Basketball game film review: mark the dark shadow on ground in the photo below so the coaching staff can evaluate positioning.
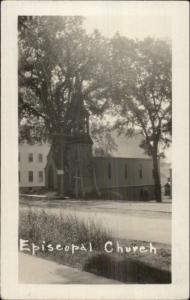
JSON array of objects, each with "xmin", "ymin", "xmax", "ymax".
[{"xmin": 83, "ymin": 253, "xmax": 171, "ymax": 284}]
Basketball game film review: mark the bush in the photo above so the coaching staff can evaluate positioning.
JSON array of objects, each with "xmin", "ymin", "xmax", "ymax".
[{"xmin": 19, "ymin": 209, "xmax": 112, "ymax": 251}]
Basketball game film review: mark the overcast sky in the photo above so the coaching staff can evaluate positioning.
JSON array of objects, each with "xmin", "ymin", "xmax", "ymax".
[{"xmin": 84, "ymin": 16, "xmax": 171, "ymax": 40}]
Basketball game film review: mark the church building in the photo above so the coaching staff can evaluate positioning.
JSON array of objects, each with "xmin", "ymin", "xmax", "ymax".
[{"xmin": 45, "ymin": 94, "xmax": 156, "ymax": 201}]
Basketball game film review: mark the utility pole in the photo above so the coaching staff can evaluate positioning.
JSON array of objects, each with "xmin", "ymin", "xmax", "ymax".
[
  {"xmin": 53, "ymin": 126, "xmax": 65, "ymax": 198},
  {"xmin": 73, "ymin": 173, "xmax": 80, "ymax": 198},
  {"xmin": 58, "ymin": 135, "xmax": 65, "ymax": 197}
]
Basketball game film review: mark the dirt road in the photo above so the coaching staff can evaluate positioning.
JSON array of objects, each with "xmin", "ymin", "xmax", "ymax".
[{"xmin": 20, "ymin": 199, "xmax": 171, "ymax": 244}]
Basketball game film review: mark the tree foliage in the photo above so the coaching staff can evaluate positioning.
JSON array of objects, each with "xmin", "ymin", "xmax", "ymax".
[
  {"xmin": 109, "ymin": 36, "xmax": 172, "ymax": 155},
  {"xmin": 90, "ymin": 117, "xmax": 118, "ymax": 156},
  {"xmin": 107, "ymin": 35, "xmax": 172, "ymax": 201},
  {"xmin": 18, "ymin": 17, "xmax": 172, "ymax": 201},
  {"xmin": 18, "ymin": 16, "xmax": 110, "ymax": 143}
]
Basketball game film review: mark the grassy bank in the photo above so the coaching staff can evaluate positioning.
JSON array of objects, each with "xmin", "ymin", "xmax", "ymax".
[{"xmin": 19, "ymin": 209, "xmax": 171, "ymax": 283}]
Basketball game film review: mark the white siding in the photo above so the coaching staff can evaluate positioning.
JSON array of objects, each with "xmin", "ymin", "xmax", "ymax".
[{"xmin": 19, "ymin": 142, "xmax": 50, "ymax": 187}]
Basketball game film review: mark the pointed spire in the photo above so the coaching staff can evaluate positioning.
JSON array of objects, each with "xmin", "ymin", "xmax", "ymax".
[{"xmin": 65, "ymin": 75, "xmax": 90, "ymax": 137}]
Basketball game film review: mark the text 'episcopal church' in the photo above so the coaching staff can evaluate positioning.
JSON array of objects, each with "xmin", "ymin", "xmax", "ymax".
[{"xmin": 45, "ymin": 93, "xmax": 156, "ymax": 201}]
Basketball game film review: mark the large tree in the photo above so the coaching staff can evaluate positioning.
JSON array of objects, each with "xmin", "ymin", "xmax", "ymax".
[
  {"xmin": 19, "ymin": 18, "xmax": 172, "ymax": 201},
  {"xmin": 108, "ymin": 36, "xmax": 172, "ymax": 202},
  {"xmin": 18, "ymin": 16, "xmax": 110, "ymax": 143},
  {"xmin": 18, "ymin": 16, "xmax": 114, "ymax": 196}
]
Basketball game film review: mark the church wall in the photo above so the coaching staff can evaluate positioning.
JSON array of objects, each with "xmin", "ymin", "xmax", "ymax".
[
  {"xmin": 45, "ymin": 154, "xmax": 58, "ymax": 191},
  {"xmin": 98, "ymin": 185, "xmax": 155, "ymax": 201},
  {"xmin": 65, "ymin": 142, "xmax": 95, "ymax": 196},
  {"xmin": 94, "ymin": 157, "xmax": 154, "ymax": 188},
  {"xmin": 94, "ymin": 157, "xmax": 156, "ymax": 200}
]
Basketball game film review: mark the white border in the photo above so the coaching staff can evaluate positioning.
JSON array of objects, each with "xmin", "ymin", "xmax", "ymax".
[{"xmin": 1, "ymin": 1, "xmax": 189, "ymax": 299}]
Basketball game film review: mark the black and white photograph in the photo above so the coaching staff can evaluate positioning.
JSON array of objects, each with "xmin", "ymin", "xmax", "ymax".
[
  {"xmin": 1, "ymin": 1, "xmax": 189, "ymax": 299},
  {"xmin": 18, "ymin": 14, "xmax": 172, "ymax": 284}
]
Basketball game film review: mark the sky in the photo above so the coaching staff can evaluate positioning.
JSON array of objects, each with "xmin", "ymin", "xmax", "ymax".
[{"xmin": 84, "ymin": 16, "xmax": 171, "ymax": 40}]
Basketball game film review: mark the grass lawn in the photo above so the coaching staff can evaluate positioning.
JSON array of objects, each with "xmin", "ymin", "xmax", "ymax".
[{"xmin": 19, "ymin": 209, "xmax": 171, "ymax": 283}]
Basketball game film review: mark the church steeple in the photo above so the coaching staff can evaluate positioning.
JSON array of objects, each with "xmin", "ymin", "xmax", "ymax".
[
  {"xmin": 46, "ymin": 76, "xmax": 97, "ymax": 198},
  {"xmin": 62, "ymin": 79, "xmax": 95, "ymax": 197},
  {"xmin": 65, "ymin": 79, "xmax": 91, "ymax": 140},
  {"xmin": 66, "ymin": 95, "xmax": 89, "ymax": 136}
]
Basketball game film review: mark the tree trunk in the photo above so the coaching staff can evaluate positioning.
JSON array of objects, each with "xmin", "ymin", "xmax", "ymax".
[{"xmin": 152, "ymin": 149, "xmax": 162, "ymax": 202}]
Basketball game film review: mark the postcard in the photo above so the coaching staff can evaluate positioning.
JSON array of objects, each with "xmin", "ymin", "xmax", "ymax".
[{"xmin": 1, "ymin": 1, "xmax": 189, "ymax": 299}]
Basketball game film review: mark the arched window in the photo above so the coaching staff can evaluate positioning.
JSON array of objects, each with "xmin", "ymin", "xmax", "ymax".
[{"xmin": 108, "ymin": 162, "xmax": 111, "ymax": 179}]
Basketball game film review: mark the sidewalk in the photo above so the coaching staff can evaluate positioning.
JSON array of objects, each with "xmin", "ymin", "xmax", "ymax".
[{"xmin": 19, "ymin": 253, "xmax": 119, "ymax": 284}]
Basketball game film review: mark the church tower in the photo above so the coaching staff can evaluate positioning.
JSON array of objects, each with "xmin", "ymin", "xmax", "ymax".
[
  {"xmin": 64, "ymin": 89, "xmax": 96, "ymax": 198},
  {"xmin": 45, "ymin": 78, "xmax": 98, "ymax": 198}
]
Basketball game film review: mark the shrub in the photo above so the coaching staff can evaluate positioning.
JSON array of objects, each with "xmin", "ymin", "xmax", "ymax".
[{"xmin": 19, "ymin": 209, "xmax": 112, "ymax": 251}]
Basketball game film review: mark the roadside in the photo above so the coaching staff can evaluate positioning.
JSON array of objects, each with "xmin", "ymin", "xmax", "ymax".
[
  {"xmin": 20, "ymin": 197, "xmax": 172, "ymax": 214},
  {"xmin": 20, "ymin": 198, "xmax": 172, "ymax": 244},
  {"xmin": 19, "ymin": 252, "xmax": 119, "ymax": 284},
  {"xmin": 19, "ymin": 209, "xmax": 171, "ymax": 284}
]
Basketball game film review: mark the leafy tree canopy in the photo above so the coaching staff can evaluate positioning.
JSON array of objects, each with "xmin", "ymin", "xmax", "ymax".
[
  {"xmin": 108, "ymin": 35, "xmax": 172, "ymax": 158},
  {"xmin": 18, "ymin": 16, "xmax": 110, "ymax": 143},
  {"xmin": 18, "ymin": 17, "xmax": 172, "ymax": 201},
  {"xmin": 106, "ymin": 35, "xmax": 172, "ymax": 201}
]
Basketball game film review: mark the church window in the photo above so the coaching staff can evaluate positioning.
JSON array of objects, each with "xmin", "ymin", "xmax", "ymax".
[
  {"xmin": 39, "ymin": 171, "xmax": 43, "ymax": 182},
  {"xmin": 19, "ymin": 171, "xmax": 20, "ymax": 182},
  {"xmin": 28, "ymin": 171, "xmax": 33, "ymax": 182},
  {"xmin": 108, "ymin": 162, "xmax": 111, "ymax": 179},
  {"xmin": 125, "ymin": 163, "xmax": 128, "ymax": 178},
  {"xmin": 38, "ymin": 153, "xmax": 43, "ymax": 162},
  {"xmin": 28, "ymin": 153, "xmax": 33, "ymax": 162},
  {"xmin": 139, "ymin": 164, "xmax": 143, "ymax": 179}
]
